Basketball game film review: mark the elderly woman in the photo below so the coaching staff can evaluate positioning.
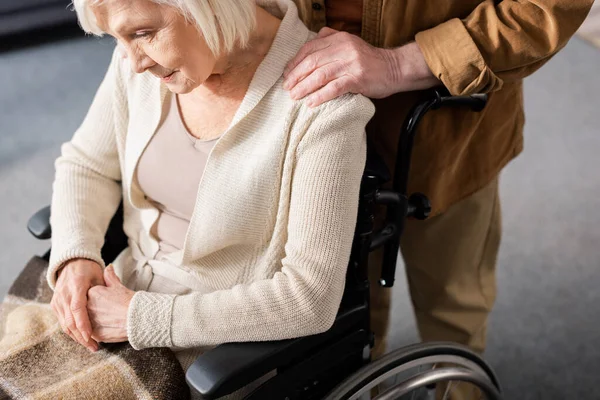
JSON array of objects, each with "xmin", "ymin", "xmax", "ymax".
[{"xmin": 47, "ymin": 0, "xmax": 374, "ymax": 380}]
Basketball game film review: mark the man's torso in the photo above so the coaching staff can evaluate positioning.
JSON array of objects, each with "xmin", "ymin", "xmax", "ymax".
[{"xmin": 292, "ymin": 0, "xmax": 524, "ymax": 216}]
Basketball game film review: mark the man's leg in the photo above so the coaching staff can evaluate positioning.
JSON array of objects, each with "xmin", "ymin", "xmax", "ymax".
[
  {"xmin": 368, "ymin": 246, "xmax": 391, "ymax": 359},
  {"xmin": 400, "ymin": 176, "xmax": 501, "ymax": 399}
]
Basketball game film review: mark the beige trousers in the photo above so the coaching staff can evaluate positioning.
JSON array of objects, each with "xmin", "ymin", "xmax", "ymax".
[{"xmin": 369, "ymin": 176, "xmax": 501, "ymax": 399}]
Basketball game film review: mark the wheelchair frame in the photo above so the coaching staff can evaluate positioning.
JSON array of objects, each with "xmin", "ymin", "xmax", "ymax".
[{"xmin": 28, "ymin": 88, "xmax": 500, "ymax": 400}]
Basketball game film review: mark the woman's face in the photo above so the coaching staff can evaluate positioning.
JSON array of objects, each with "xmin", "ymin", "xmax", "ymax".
[{"xmin": 92, "ymin": 0, "xmax": 216, "ymax": 93}]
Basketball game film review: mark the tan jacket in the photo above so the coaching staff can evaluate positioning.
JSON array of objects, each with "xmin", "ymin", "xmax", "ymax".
[{"xmin": 294, "ymin": 0, "xmax": 594, "ymax": 215}]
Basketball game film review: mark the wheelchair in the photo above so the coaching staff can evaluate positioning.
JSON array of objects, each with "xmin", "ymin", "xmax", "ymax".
[{"xmin": 27, "ymin": 88, "xmax": 503, "ymax": 400}]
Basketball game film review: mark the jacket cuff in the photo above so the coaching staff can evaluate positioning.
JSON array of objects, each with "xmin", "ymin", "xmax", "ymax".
[
  {"xmin": 415, "ymin": 18, "xmax": 502, "ymax": 96},
  {"xmin": 47, "ymin": 247, "xmax": 105, "ymax": 291},
  {"xmin": 127, "ymin": 291, "xmax": 176, "ymax": 350}
]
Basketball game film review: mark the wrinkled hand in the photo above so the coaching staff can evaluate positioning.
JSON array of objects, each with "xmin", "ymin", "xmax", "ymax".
[
  {"xmin": 88, "ymin": 265, "xmax": 135, "ymax": 344},
  {"xmin": 52, "ymin": 258, "xmax": 105, "ymax": 352},
  {"xmin": 283, "ymin": 27, "xmax": 439, "ymax": 108},
  {"xmin": 283, "ymin": 27, "xmax": 400, "ymax": 107}
]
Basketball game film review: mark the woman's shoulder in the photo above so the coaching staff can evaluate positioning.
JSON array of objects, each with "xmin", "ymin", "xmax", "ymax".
[
  {"xmin": 318, "ymin": 93, "xmax": 375, "ymax": 116},
  {"xmin": 279, "ymin": 93, "xmax": 374, "ymax": 157},
  {"xmin": 298, "ymin": 93, "xmax": 376, "ymax": 130}
]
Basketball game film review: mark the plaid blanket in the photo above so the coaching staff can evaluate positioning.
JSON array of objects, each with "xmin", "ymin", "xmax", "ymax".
[{"xmin": 0, "ymin": 256, "xmax": 190, "ymax": 400}]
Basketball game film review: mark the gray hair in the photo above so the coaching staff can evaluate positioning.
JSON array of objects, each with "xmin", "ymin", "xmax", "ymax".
[{"xmin": 72, "ymin": 0, "xmax": 257, "ymax": 55}]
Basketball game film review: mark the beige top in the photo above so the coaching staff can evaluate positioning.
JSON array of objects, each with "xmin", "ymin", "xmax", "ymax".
[
  {"xmin": 48, "ymin": 0, "xmax": 375, "ymax": 352},
  {"xmin": 137, "ymin": 94, "xmax": 219, "ymax": 256}
]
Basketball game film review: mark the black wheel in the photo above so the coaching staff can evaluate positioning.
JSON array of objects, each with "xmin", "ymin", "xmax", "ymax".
[{"xmin": 324, "ymin": 342, "xmax": 503, "ymax": 400}]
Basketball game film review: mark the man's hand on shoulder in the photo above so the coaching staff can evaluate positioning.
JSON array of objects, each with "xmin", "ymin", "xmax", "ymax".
[{"xmin": 283, "ymin": 27, "xmax": 440, "ymax": 108}]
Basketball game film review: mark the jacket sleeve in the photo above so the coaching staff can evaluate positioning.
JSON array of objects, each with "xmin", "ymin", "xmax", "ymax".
[
  {"xmin": 126, "ymin": 95, "xmax": 375, "ymax": 350},
  {"xmin": 47, "ymin": 48, "xmax": 126, "ymax": 290},
  {"xmin": 414, "ymin": 0, "xmax": 595, "ymax": 96}
]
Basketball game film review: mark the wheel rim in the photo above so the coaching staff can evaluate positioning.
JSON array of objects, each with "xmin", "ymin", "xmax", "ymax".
[
  {"xmin": 325, "ymin": 343, "xmax": 502, "ymax": 400},
  {"xmin": 374, "ymin": 367, "xmax": 502, "ymax": 400},
  {"xmin": 346, "ymin": 355, "xmax": 492, "ymax": 400}
]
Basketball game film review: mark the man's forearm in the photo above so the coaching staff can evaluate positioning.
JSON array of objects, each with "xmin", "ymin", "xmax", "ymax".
[{"xmin": 413, "ymin": 1, "xmax": 594, "ymax": 95}]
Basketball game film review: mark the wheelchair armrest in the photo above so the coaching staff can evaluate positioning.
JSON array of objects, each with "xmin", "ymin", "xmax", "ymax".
[
  {"xmin": 185, "ymin": 304, "xmax": 368, "ymax": 399},
  {"xmin": 28, "ymin": 206, "xmax": 51, "ymax": 240}
]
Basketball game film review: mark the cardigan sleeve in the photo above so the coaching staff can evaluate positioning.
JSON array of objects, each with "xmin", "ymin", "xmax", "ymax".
[
  {"xmin": 47, "ymin": 48, "xmax": 126, "ymax": 290},
  {"xmin": 414, "ymin": 0, "xmax": 594, "ymax": 96},
  {"xmin": 126, "ymin": 94, "xmax": 375, "ymax": 350}
]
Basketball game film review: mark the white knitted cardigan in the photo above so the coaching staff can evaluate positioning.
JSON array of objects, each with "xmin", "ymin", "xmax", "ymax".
[{"xmin": 48, "ymin": 0, "xmax": 375, "ymax": 352}]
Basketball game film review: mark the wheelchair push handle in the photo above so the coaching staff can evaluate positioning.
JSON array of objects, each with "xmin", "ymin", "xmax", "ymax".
[
  {"xmin": 394, "ymin": 88, "xmax": 489, "ymax": 196},
  {"xmin": 432, "ymin": 89, "xmax": 488, "ymax": 112},
  {"xmin": 376, "ymin": 87, "xmax": 488, "ymax": 288}
]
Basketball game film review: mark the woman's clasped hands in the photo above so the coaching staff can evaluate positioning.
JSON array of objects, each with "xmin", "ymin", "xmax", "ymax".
[{"xmin": 51, "ymin": 260, "xmax": 135, "ymax": 352}]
